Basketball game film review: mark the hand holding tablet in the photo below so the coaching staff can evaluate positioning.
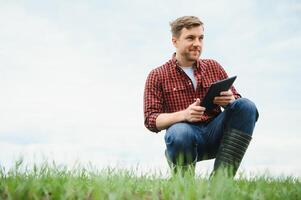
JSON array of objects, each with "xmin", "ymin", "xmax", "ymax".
[{"xmin": 201, "ymin": 76, "xmax": 237, "ymax": 109}]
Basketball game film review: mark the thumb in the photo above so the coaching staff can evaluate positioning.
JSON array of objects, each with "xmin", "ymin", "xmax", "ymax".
[{"xmin": 194, "ymin": 98, "xmax": 201, "ymax": 106}]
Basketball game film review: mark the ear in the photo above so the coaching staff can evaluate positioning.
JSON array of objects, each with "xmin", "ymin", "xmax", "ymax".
[{"xmin": 172, "ymin": 36, "xmax": 177, "ymax": 47}]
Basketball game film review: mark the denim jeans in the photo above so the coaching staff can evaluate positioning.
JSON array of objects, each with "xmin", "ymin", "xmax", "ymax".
[{"xmin": 164, "ymin": 98, "xmax": 259, "ymax": 165}]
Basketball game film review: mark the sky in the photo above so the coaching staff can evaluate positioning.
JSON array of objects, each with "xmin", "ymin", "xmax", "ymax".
[{"xmin": 0, "ymin": 0, "xmax": 300, "ymax": 176}]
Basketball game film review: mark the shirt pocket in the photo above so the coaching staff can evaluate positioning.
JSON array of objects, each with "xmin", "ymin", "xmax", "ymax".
[
  {"xmin": 164, "ymin": 83, "xmax": 187, "ymax": 93},
  {"xmin": 163, "ymin": 82, "xmax": 189, "ymax": 111}
]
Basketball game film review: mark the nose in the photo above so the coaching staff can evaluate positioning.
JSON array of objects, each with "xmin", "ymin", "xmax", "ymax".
[{"xmin": 193, "ymin": 38, "xmax": 201, "ymax": 47}]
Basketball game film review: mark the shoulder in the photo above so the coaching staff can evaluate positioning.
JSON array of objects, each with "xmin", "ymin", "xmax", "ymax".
[
  {"xmin": 200, "ymin": 58, "xmax": 223, "ymax": 70},
  {"xmin": 199, "ymin": 58, "xmax": 228, "ymax": 79},
  {"xmin": 147, "ymin": 59, "xmax": 173, "ymax": 79}
]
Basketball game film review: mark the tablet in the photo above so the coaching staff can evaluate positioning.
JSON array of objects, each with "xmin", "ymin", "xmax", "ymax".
[{"xmin": 201, "ymin": 76, "xmax": 237, "ymax": 109}]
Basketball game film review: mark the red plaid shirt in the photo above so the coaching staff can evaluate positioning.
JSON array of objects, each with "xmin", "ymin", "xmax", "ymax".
[{"xmin": 144, "ymin": 55, "xmax": 241, "ymax": 133}]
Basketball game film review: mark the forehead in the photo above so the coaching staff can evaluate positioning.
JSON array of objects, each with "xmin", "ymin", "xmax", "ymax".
[{"xmin": 180, "ymin": 26, "xmax": 204, "ymax": 37}]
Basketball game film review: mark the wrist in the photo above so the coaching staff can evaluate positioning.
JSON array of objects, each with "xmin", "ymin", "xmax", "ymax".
[{"xmin": 178, "ymin": 110, "xmax": 187, "ymax": 122}]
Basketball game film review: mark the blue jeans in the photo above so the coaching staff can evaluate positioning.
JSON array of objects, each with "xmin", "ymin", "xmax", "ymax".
[{"xmin": 164, "ymin": 98, "xmax": 259, "ymax": 165}]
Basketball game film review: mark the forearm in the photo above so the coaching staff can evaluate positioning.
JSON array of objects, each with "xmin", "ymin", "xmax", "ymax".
[{"xmin": 155, "ymin": 110, "xmax": 186, "ymax": 131}]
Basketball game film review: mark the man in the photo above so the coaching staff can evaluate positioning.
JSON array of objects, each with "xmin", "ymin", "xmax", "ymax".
[{"xmin": 143, "ymin": 16, "xmax": 258, "ymax": 177}]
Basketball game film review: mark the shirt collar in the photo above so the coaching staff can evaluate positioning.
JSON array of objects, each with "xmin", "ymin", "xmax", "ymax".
[{"xmin": 171, "ymin": 53, "xmax": 201, "ymax": 70}]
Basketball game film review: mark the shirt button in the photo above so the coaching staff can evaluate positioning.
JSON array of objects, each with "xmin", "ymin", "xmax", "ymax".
[
  {"xmin": 189, "ymin": 82, "xmax": 192, "ymax": 85},
  {"xmin": 173, "ymin": 87, "xmax": 177, "ymax": 91}
]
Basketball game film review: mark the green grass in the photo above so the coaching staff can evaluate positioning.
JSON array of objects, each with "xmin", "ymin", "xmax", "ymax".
[{"xmin": 0, "ymin": 160, "xmax": 300, "ymax": 200}]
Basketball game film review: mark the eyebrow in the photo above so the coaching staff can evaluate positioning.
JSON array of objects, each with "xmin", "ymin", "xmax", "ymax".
[{"xmin": 185, "ymin": 34, "xmax": 204, "ymax": 38}]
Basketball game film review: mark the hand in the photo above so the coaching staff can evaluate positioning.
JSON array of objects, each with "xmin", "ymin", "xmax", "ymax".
[
  {"xmin": 213, "ymin": 89, "xmax": 235, "ymax": 107},
  {"xmin": 183, "ymin": 98, "xmax": 206, "ymax": 122}
]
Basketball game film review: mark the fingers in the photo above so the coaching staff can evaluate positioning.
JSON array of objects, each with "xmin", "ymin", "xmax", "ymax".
[
  {"xmin": 190, "ymin": 112, "xmax": 205, "ymax": 117},
  {"xmin": 213, "ymin": 101, "xmax": 229, "ymax": 106},
  {"xmin": 220, "ymin": 89, "xmax": 233, "ymax": 96},
  {"xmin": 185, "ymin": 98, "xmax": 206, "ymax": 122},
  {"xmin": 191, "ymin": 105, "xmax": 206, "ymax": 112},
  {"xmin": 190, "ymin": 117, "xmax": 203, "ymax": 122},
  {"xmin": 188, "ymin": 109, "xmax": 205, "ymax": 116},
  {"xmin": 188, "ymin": 99, "xmax": 205, "ymax": 114},
  {"xmin": 192, "ymin": 98, "xmax": 201, "ymax": 106},
  {"xmin": 214, "ymin": 96, "xmax": 235, "ymax": 106},
  {"xmin": 188, "ymin": 114, "xmax": 203, "ymax": 122},
  {"xmin": 214, "ymin": 90, "xmax": 234, "ymax": 106},
  {"xmin": 214, "ymin": 96, "xmax": 233, "ymax": 101}
]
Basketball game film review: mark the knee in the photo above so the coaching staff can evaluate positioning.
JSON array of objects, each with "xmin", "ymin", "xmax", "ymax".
[
  {"xmin": 165, "ymin": 123, "xmax": 196, "ymax": 147},
  {"xmin": 230, "ymin": 98, "xmax": 259, "ymax": 121}
]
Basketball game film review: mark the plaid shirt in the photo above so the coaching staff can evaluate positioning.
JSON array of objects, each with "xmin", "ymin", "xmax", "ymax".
[{"xmin": 144, "ymin": 55, "xmax": 241, "ymax": 133}]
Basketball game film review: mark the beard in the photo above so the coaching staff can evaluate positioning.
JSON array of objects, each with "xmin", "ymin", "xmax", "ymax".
[{"xmin": 182, "ymin": 49, "xmax": 201, "ymax": 62}]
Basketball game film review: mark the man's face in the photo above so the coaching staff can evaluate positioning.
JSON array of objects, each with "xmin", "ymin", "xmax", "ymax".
[{"xmin": 172, "ymin": 26, "xmax": 204, "ymax": 64}]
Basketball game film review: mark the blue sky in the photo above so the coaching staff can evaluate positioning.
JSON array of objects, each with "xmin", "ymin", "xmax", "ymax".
[{"xmin": 0, "ymin": 0, "xmax": 300, "ymax": 176}]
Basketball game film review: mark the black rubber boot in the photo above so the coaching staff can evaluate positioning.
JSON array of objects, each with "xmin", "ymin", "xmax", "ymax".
[
  {"xmin": 211, "ymin": 128, "xmax": 252, "ymax": 178},
  {"xmin": 165, "ymin": 150, "xmax": 196, "ymax": 176}
]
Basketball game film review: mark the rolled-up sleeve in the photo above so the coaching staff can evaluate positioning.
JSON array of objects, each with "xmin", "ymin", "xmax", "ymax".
[{"xmin": 143, "ymin": 70, "xmax": 164, "ymax": 133}]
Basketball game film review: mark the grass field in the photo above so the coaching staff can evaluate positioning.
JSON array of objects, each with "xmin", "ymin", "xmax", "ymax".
[{"xmin": 1, "ymin": 160, "xmax": 300, "ymax": 200}]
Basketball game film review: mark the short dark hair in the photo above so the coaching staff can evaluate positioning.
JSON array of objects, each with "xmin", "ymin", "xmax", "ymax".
[{"xmin": 170, "ymin": 16, "xmax": 203, "ymax": 38}]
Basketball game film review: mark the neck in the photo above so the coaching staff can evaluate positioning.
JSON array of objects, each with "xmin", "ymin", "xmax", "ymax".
[{"xmin": 175, "ymin": 53, "xmax": 195, "ymax": 67}]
